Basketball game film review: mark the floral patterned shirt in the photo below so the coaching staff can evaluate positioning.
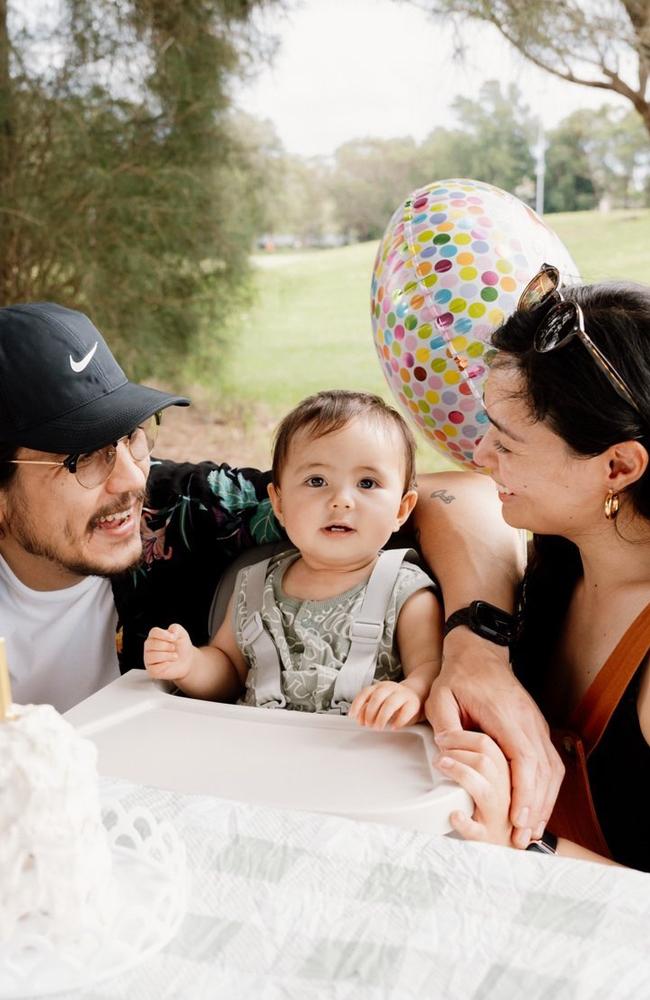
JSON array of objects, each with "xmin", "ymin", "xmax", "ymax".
[{"xmin": 111, "ymin": 459, "xmax": 282, "ymax": 672}]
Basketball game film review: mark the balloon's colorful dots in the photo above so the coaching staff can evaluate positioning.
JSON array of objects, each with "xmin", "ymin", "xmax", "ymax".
[{"xmin": 371, "ymin": 178, "xmax": 577, "ymax": 468}]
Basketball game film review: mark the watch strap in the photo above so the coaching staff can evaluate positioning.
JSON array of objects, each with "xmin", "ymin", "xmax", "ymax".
[
  {"xmin": 526, "ymin": 830, "xmax": 558, "ymax": 855},
  {"xmin": 444, "ymin": 602, "xmax": 516, "ymax": 646}
]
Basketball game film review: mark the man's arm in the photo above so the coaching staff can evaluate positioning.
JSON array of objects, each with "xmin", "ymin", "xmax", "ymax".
[
  {"xmin": 117, "ymin": 459, "xmax": 284, "ymax": 674},
  {"xmin": 412, "ymin": 470, "xmax": 564, "ymax": 847}
]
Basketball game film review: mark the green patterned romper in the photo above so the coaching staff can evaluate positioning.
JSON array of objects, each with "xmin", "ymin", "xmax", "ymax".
[{"xmin": 234, "ymin": 549, "xmax": 436, "ymax": 713}]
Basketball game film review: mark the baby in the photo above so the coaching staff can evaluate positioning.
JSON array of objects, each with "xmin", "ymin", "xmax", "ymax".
[{"xmin": 144, "ymin": 390, "xmax": 443, "ymax": 729}]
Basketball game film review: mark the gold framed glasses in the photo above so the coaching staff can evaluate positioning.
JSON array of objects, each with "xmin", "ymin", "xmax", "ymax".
[
  {"xmin": 519, "ymin": 264, "xmax": 641, "ymax": 416},
  {"xmin": 8, "ymin": 412, "xmax": 161, "ymax": 489}
]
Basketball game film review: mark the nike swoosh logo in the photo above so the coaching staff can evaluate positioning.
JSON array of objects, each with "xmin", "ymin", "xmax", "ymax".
[{"xmin": 69, "ymin": 342, "xmax": 98, "ymax": 373}]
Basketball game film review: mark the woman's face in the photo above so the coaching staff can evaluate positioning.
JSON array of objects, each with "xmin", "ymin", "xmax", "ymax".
[{"xmin": 473, "ymin": 363, "xmax": 607, "ymax": 537}]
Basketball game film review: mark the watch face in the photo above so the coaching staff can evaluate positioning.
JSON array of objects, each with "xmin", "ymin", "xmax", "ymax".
[{"xmin": 472, "ymin": 601, "xmax": 516, "ymax": 642}]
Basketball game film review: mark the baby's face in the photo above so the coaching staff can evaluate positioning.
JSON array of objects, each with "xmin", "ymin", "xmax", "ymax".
[{"xmin": 268, "ymin": 417, "xmax": 417, "ymax": 569}]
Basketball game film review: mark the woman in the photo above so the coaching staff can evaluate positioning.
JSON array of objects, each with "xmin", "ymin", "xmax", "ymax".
[{"xmin": 436, "ymin": 267, "xmax": 650, "ymax": 871}]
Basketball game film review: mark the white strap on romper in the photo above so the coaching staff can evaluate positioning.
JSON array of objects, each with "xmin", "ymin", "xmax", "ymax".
[{"xmin": 239, "ymin": 548, "xmax": 412, "ymax": 710}]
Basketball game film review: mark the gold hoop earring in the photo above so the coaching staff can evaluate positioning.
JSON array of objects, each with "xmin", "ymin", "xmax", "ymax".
[{"xmin": 604, "ymin": 489, "xmax": 620, "ymax": 520}]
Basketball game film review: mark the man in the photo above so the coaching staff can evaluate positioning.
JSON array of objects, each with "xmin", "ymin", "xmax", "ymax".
[{"xmin": 0, "ymin": 301, "xmax": 561, "ymax": 844}]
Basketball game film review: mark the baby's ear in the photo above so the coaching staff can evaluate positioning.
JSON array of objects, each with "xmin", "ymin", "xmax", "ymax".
[
  {"xmin": 267, "ymin": 482, "xmax": 284, "ymax": 524},
  {"xmin": 395, "ymin": 488, "xmax": 418, "ymax": 527}
]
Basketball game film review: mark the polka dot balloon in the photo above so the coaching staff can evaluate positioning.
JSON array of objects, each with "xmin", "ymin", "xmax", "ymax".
[{"xmin": 371, "ymin": 179, "xmax": 578, "ymax": 468}]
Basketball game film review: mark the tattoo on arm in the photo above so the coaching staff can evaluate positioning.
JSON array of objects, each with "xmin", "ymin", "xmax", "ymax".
[{"xmin": 429, "ymin": 489, "xmax": 456, "ymax": 505}]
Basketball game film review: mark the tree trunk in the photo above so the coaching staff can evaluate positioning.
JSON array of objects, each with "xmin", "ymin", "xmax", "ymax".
[{"xmin": 0, "ymin": 0, "xmax": 14, "ymax": 301}]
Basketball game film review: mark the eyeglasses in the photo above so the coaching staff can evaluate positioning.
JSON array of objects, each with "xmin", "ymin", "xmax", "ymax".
[
  {"xmin": 518, "ymin": 263, "xmax": 642, "ymax": 415},
  {"xmin": 8, "ymin": 412, "xmax": 161, "ymax": 489}
]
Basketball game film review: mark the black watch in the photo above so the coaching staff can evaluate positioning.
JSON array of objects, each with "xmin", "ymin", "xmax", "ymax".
[
  {"xmin": 526, "ymin": 830, "xmax": 558, "ymax": 855},
  {"xmin": 443, "ymin": 601, "xmax": 517, "ymax": 647}
]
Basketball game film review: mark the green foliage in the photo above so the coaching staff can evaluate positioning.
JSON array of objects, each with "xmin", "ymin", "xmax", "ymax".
[
  {"xmin": 261, "ymin": 80, "xmax": 647, "ymax": 246},
  {"xmin": 221, "ymin": 209, "xmax": 650, "ymax": 472},
  {"xmin": 324, "ymin": 81, "xmax": 536, "ymax": 243},
  {"xmin": 424, "ymin": 81, "xmax": 536, "ymax": 196},
  {"xmin": 409, "ymin": 0, "xmax": 650, "ymax": 138},
  {"xmin": 267, "ymin": 153, "xmax": 335, "ymax": 243},
  {"xmin": 329, "ymin": 137, "xmax": 426, "ymax": 241},
  {"xmin": 545, "ymin": 106, "xmax": 650, "ymax": 213},
  {"xmin": 0, "ymin": 0, "xmax": 281, "ymax": 380},
  {"xmin": 545, "ymin": 112, "xmax": 599, "ymax": 213}
]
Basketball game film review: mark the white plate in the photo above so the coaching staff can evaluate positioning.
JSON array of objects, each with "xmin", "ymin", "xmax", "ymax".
[
  {"xmin": 66, "ymin": 672, "xmax": 472, "ymax": 834},
  {"xmin": 0, "ymin": 801, "xmax": 186, "ymax": 998}
]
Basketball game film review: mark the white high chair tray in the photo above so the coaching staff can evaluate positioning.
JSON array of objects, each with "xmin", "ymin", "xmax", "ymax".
[{"xmin": 65, "ymin": 671, "xmax": 471, "ymax": 835}]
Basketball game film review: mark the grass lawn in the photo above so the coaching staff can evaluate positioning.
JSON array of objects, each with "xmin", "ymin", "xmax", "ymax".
[{"xmin": 218, "ymin": 207, "xmax": 650, "ymax": 473}]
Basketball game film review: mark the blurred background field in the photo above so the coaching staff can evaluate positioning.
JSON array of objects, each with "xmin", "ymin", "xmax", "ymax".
[
  {"xmin": 3, "ymin": 2, "xmax": 649, "ymax": 472},
  {"xmin": 157, "ymin": 206, "xmax": 650, "ymax": 470}
]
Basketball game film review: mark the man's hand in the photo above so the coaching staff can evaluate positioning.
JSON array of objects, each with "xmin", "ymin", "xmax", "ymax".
[
  {"xmin": 425, "ymin": 628, "xmax": 564, "ymax": 846},
  {"xmin": 349, "ymin": 680, "xmax": 422, "ymax": 730},
  {"xmin": 144, "ymin": 623, "xmax": 196, "ymax": 682}
]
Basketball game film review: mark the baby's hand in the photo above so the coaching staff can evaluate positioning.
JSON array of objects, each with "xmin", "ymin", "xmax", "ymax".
[
  {"xmin": 144, "ymin": 624, "xmax": 195, "ymax": 681},
  {"xmin": 434, "ymin": 730, "xmax": 514, "ymax": 847},
  {"xmin": 349, "ymin": 680, "xmax": 423, "ymax": 730}
]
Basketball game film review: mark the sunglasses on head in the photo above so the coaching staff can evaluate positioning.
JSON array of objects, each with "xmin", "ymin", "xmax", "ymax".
[{"xmin": 518, "ymin": 264, "xmax": 641, "ymax": 416}]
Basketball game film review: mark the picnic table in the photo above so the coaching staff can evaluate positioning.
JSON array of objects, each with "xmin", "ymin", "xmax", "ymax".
[{"xmin": 52, "ymin": 673, "xmax": 650, "ymax": 1000}]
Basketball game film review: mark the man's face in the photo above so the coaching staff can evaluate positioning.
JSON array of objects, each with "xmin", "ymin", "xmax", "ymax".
[{"xmin": 0, "ymin": 440, "xmax": 150, "ymax": 588}]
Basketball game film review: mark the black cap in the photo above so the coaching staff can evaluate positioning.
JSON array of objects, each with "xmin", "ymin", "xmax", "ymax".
[{"xmin": 0, "ymin": 302, "xmax": 190, "ymax": 454}]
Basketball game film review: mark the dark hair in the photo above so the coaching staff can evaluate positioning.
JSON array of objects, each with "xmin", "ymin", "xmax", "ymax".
[
  {"xmin": 493, "ymin": 280, "xmax": 650, "ymax": 515},
  {"xmin": 271, "ymin": 390, "xmax": 417, "ymax": 492},
  {"xmin": 491, "ymin": 280, "xmax": 650, "ymax": 692},
  {"xmin": 0, "ymin": 443, "xmax": 19, "ymax": 489}
]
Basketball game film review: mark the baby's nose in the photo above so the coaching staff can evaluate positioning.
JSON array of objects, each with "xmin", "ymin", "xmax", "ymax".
[{"xmin": 331, "ymin": 488, "xmax": 353, "ymax": 508}]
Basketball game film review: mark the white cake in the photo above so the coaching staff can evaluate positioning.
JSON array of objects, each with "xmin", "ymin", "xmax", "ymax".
[{"xmin": 0, "ymin": 703, "xmax": 115, "ymax": 944}]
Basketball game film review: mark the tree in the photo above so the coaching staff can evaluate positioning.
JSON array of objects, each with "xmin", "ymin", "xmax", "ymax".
[
  {"xmin": 308, "ymin": 81, "xmax": 536, "ymax": 243},
  {"xmin": 588, "ymin": 106, "xmax": 650, "ymax": 206},
  {"xmin": 329, "ymin": 137, "xmax": 425, "ymax": 241},
  {"xmin": 409, "ymin": 0, "xmax": 650, "ymax": 138},
  {"xmin": 0, "ymin": 1, "xmax": 281, "ymax": 379},
  {"xmin": 544, "ymin": 105, "xmax": 650, "ymax": 211},
  {"xmin": 428, "ymin": 80, "xmax": 536, "ymax": 196},
  {"xmin": 544, "ymin": 111, "xmax": 600, "ymax": 212}
]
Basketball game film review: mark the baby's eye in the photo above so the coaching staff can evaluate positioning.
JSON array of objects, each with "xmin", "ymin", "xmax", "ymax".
[
  {"xmin": 494, "ymin": 441, "xmax": 511, "ymax": 454},
  {"xmin": 358, "ymin": 478, "xmax": 378, "ymax": 490},
  {"xmin": 305, "ymin": 476, "xmax": 326, "ymax": 487}
]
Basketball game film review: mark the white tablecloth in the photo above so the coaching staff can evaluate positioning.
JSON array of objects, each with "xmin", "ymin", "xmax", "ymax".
[{"xmin": 42, "ymin": 777, "xmax": 650, "ymax": 1000}]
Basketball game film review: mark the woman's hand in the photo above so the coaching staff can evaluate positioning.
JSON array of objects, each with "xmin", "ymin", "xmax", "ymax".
[
  {"xmin": 426, "ymin": 627, "xmax": 564, "ymax": 845},
  {"xmin": 435, "ymin": 729, "xmax": 515, "ymax": 847}
]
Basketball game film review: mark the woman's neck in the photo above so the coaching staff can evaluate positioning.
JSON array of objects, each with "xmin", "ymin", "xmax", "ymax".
[{"xmin": 571, "ymin": 511, "xmax": 650, "ymax": 595}]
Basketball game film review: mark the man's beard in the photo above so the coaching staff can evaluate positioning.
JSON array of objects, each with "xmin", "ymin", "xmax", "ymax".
[{"xmin": 5, "ymin": 490, "xmax": 146, "ymax": 579}]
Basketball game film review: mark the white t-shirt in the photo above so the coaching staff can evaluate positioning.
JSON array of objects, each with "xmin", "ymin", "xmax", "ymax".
[{"xmin": 0, "ymin": 555, "xmax": 120, "ymax": 713}]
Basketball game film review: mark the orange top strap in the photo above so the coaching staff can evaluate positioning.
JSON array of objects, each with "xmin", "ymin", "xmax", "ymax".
[{"xmin": 568, "ymin": 602, "xmax": 650, "ymax": 756}]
